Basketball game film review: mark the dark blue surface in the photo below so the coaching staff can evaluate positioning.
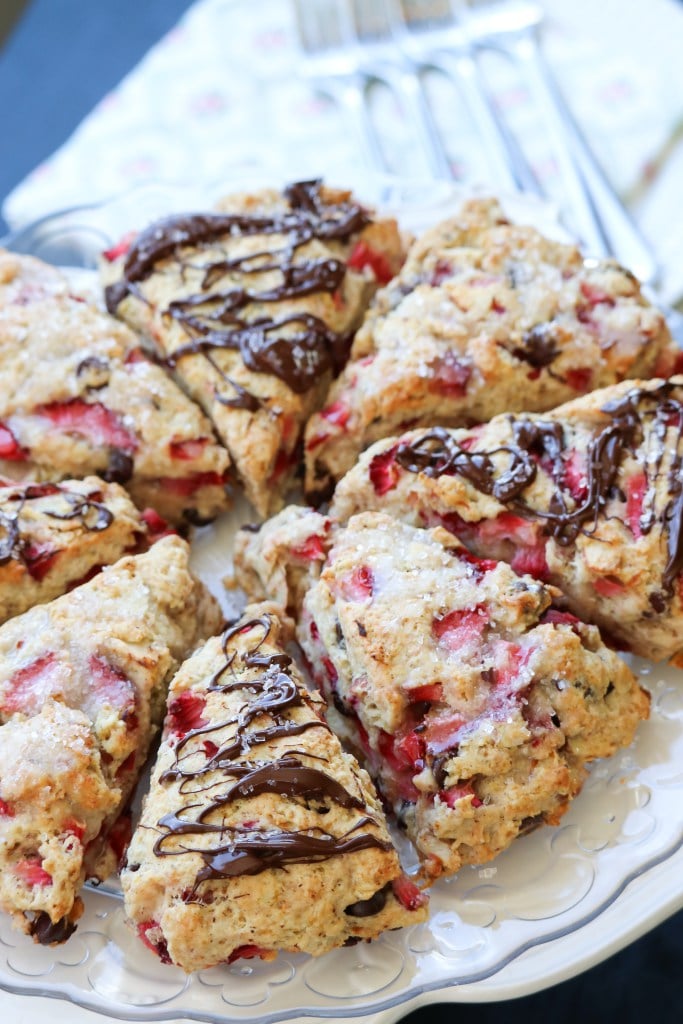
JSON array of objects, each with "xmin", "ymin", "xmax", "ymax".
[{"xmin": 0, "ymin": 3, "xmax": 682, "ymax": 1021}]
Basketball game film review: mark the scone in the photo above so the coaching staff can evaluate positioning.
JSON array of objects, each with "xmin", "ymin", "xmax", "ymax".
[
  {"xmin": 0, "ymin": 536, "xmax": 222, "ymax": 943},
  {"xmin": 0, "ymin": 476, "xmax": 148, "ymax": 623},
  {"xmin": 122, "ymin": 604, "xmax": 427, "ymax": 971},
  {"xmin": 0, "ymin": 252, "xmax": 230, "ymax": 525},
  {"xmin": 295, "ymin": 512, "xmax": 647, "ymax": 879},
  {"xmin": 331, "ymin": 376, "xmax": 683, "ymax": 662},
  {"xmin": 102, "ymin": 179, "xmax": 404, "ymax": 516},
  {"xmin": 304, "ymin": 198, "xmax": 677, "ymax": 498}
]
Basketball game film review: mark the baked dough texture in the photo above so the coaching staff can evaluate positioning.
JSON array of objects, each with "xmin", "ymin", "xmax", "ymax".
[
  {"xmin": 0, "ymin": 536, "xmax": 222, "ymax": 942},
  {"xmin": 122, "ymin": 604, "xmax": 427, "ymax": 971},
  {"xmin": 305, "ymin": 198, "xmax": 678, "ymax": 498}
]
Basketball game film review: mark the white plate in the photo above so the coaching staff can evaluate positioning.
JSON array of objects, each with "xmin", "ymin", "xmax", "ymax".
[{"xmin": 1, "ymin": 177, "xmax": 682, "ymax": 1023}]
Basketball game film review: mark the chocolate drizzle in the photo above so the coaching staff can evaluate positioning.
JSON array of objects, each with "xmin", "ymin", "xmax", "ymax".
[
  {"xmin": 0, "ymin": 482, "xmax": 113, "ymax": 569},
  {"xmin": 152, "ymin": 613, "xmax": 391, "ymax": 889},
  {"xmin": 396, "ymin": 380, "xmax": 683, "ymax": 592},
  {"xmin": 105, "ymin": 180, "xmax": 370, "ymax": 400}
]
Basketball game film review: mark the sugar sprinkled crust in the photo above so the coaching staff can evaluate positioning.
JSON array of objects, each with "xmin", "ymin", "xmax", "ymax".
[
  {"xmin": 237, "ymin": 511, "xmax": 648, "ymax": 880},
  {"xmin": 0, "ymin": 536, "xmax": 222, "ymax": 943},
  {"xmin": 122, "ymin": 603, "xmax": 426, "ymax": 971},
  {"xmin": 102, "ymin": 180, "xmax": 405, "ymax": 516},
  {"xmin": 0, "ymin": 251, "xmax": 230, "ymax": 526},
  {"xmin": 331, "ymin": 376, "xmax": 683, "ymax": 661},
  {"xmin": 0, "ymin": 475, "xmax": 148, "ymax": 623},
  {"xmin": 305, "ymin": 198, "xmax": 677, "ymax": 498}
]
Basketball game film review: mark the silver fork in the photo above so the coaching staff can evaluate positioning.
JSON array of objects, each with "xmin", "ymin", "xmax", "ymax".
[{"xmin": 292, "ymin": 0, "xmax": 659, "ymax": 284}]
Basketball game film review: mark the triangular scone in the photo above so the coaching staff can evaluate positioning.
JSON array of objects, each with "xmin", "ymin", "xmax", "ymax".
[
  {"xmin": 0, "ymin": 252, "xmax": 230, "ymax": 525},
  {"xmin": 102, "ymin": 180, "xmax": 404, "ymax": 516},
  {"xmin": 331, "ymin": 376, "xmax": 683, "ymax": 662},
  {"xmin": 235, "ymin": 508, "xmax": 648, "ymax": 881},
  {"xmin": 0, "ymin": 475, "xmax": 149, "ymax": 624},
  {"xmin": 0, "ymin": 536, "xmax": 222, "ymax": 943},
  {"xmin": 304, "ymin": 198, "xmax": 677, "ymax": 498},
  {"xmin": 122, "ymin": 604, "xmax": 427, "ymax": 972}
]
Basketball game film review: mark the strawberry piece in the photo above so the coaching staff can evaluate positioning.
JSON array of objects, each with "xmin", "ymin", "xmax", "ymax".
[
  {"xmin": 0, "ymin": 422, "xmax": 27, "ymax": 461},
  {"xmin": 321, "ymin": 656, "xmax": 339, "ymax": 686},
  {"xmin": 227, "ymin": 944, "xmax": 270, "ymax": 964},
  {"xmin": 377, "ymin": 731, "xmax": 421, "ymax": 801},
  {"xmin": 124, "ymin": 347, "xmax": 147, "ymax": 365},
  {"xmin": 339, "ymin": 565, "xmax": 374, "ymax": 601},
  {"xmin": 89, "ymin": 655, "xmax": 136, "ymax": 719},
  {"xmin": 292, "ymin": 534, "xmax": 327, "ymax": 561},
  {"xmin": 320, "ymin": 400, "xmax": 350, "ymax": 430},
  {"xmin": 406, "ymin": 682, "xmax": 443, "ymax": 704},
  {"xmin": 63, "ymin": 818, "xmax": 85, "ymax": 842},
  {"xmin": 432, "ymin": 604, "xmax": 488, "ymax": 652},
  {"xmin": 2, "ymin": 652, "xmax": 59, "ymax": 714},
  {"xmin": 430, "ymin": 259, "xmax": 453, "ymax": 286},
  {"xmin": 169, "ymin": 437, "xmax": 209, "ymax": 461},
  {"xmin": 37, "ymin": 400, "xmax": 138, "ymax": 453},
  {"xmin": 0, "ymin": 799, "xmax": 14, "ymax": 817},
  {"xmin": 510, "ymin": 542, "xmax": 550, "ymax": 581},
  {"xmin": 22, "ymin": 541, "xmax": 59, "ymax": 582},
  {"xmin": 579, "ymin": 280, "xmax": 615, "ymax": 307},
  {"xmin": 478, "ymin": 511, "xmax": 539, "ymax": 549},
  {"xmin": 203, "ymin": 739, "xmax": 219, "ymax": 758},
  {"xmin": 158, "ymin": 470, "xmax": 226, "ymax": 497},
  {"xmin": 424, "ymin": 713, "xmax": 467, "ymax": 755},
  {"xmin": 563, "ymin": 449, "xmax": 588, "ymax": 502},
  {"xmin": 269, "ymin": 447, "xmax": 295, "ymax": 485},
  {"xmin": 369, "ymin": 445, "xmax": 399, "ymax": 496},
  {"xmin": 15, "ymin": 856, "xmax": 52, "ymax": 887},
  {"xmin": 394, "ymin": 729, "xmax": 426, "ymax": 769},
  {"xmin": 102, "ymin": 231, "xmax": 136, "ymax": 263},
  {"xmin": 167, "ymin": 690, "xmax": 208, "ymax": 739},
  {"xmin": 565, "ymin": 367, "xmax": 592, "ymax": 393},
  {"xmin": 626, "ymin": 471, "xmax": 647, "ymax": 539},
  {"xmin": 137, "ymin": 921, "xmax": 171, "ymax": 964},
  {"xmin": 428, "ymin": 352, "xmax": 472, "ymax": 398},
  {"xmin": 493, "ymin": 641, "xmax": 530, "ymax": 690},
  {"xmin": 441, "ymin": 785, "xmax": 483, "ymax": 809},
  {"xmin": 541, "ymin": 609, "xmax": 580, "ymax": 628},
  {"xmin": 141, "ymin": 507, "xmax": 175, "ymax": 543},
  {"xmin": 455, "ymin": 547, "xmax": 498, "ymax": 580},
  {"xmin": 391, "ymin": 875, "xmax": 428, "ymax": 911},
  {"xmin": 594, "ymin": 575, "xmax": 625, "ymax": 598},
  {"xmin": 347, "ymin": 240, "xmax": 394, "ymax": 284},
  {"xmin": 107, "ymin": 815, "xmax": 132, "ymax": 867}
]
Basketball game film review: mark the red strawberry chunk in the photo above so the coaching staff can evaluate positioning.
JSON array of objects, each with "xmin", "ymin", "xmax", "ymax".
[
  {"xmin": 369, "ymin": 445, "xmax": 399, "ymax": 496},
  {"xmin": 203, "ymin": 739, "xmax": 219, "ymax": 758},
  {"xmin": 102, "ymin": 231, "xmax": 136, "ymax": 263},
  {"xmin": 541, "ymin": 609, "xmax": 581, "ymax": 628},
  {"xmin": 430, "ymin": 259, "xmax": 453, "ymax": 286},
  {"xmin": 167, "ymin": 690, "xmax": 208, "ymax": 739},
  {"xmin": 406, "ymin": 682, "xmax": 443, "ymax": 704},
  {"xmin": 347, "ymin": 240, "xmax": 394, "ymax": 284},
  {"xmin": 320, "ymin": 400, "xmax": 351, "ymax": 430},
  {"xmin": 37, "ymin": 400, "xmax": 138, "ymax": 453},
  {"xmin": 391, "ymin": 874, "xmax": 428, "ymax": 911},
  {"xmin": 0, "ymin": 799, "xmax": 14, "ymax": 816},
  {"xmin": 0, "ymin": 422, "xmax": 27, "ymax": 461},
  {"xmin": 169, "ymin": 437, "xmax": 209, "ymax": 461},
  {"xmin": 141, "ymin": 507, "xmax": 175, "ymax": 543},
  {"xmin": 339, "ymin": 565, "xmax": 374, "ymax": 601},
  {"xmin": 137, "ymin": 920, "xmax": 171, "ymax": 964},
  {"xmin": 15, "ymin": 856, "xmax": 52, "ymax": 887},
  {"xmin": 158, "ymin": 470, "xmax": 227, "ymax": 497},
  {"xmin": 124, "ymin": 347, "xmax": 147, "ymax": 365},
  {"xmin": 565, "ymin": 367, "xmax": 592, "ymax": 393},
  {"xmin": 63, "ymin": 818, "xmax": 85, "ymax": 842},
  {"xmin": 376, "ymin": 731, "xmax": 421, "ymax": 800},
  {"xmin": 563, "ymin": 449, "xmax": 588, "ymax": 502},
  {"xmin": 292, "ymin": 534, "xmax": 327, "ymax": 561},
  {"xmin": 493, "ymin": 641, "xmax": 530, "ymax": 690},
  {"xmin": 321, "ymin": 656, "xmax": 339, "ymax": 686},
  {"xmin": 2, "ymin": 652, "xmax": 60, "ymax": 714},
  {"xmin": 455, "ymin": 547, "xmax": 498, "ymax": 580},
  {"xmin": 395, "ymin": 729, "xmax": 425, "ymax": 768},
  {"xmin": 432, "ymin": 604, "xmax": 488, "ymax": 652},
  {"xmin": 441, "ymin": 785, "xmax": 483, "ymax": 809},
  {"xmin": 478, "ymin": 511, "xmax": 539, "ymax": 549},
  {"xmin": 579, "ymin": 280, "xmax": 615, "ymax": 307},
  {"xmin": 626, "ymin": 471, "xmax": 647, "ymax": 539},
  {"xmin": 594, "ymin": 575, "xmax": 625, "ymax": 598},
  {"xmin": 22, "ymin": 541, "xmax": 59, "ymax": 582},
  {"xmin": 227, "ymin": 944, "xmax": 270, "ymax": 964},
  {"xmin": 424, "ymin": 712, "xmax": 466, "ymax": 755},
  {"xmin": 428, "ymin": 352, "xmax": 472, "ymax": 398},
  {"xmin": 510, "ymin": 541, "xmax": 550, "ymax": 581},
  {"xmin": 89, "ymin": 656, "xmax": 136, "ymax": 719}
]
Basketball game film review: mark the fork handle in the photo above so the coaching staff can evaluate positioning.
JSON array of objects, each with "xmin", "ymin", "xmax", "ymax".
[{"xmin": 510, "ymin": 32, "xmax": 659, "ymax": 282}]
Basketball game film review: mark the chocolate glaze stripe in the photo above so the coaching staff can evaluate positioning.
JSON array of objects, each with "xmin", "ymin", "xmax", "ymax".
[
  {"xmin": 154, "ymin": 613, "xmax": 390, "ymax": 887},
  {"xmin": 395, "ymin": 380, "xmax": 683, "ymax": 592},
  {"xmin": 105, "ymin": 180, "xmax": 371, "ymax": 397}
]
